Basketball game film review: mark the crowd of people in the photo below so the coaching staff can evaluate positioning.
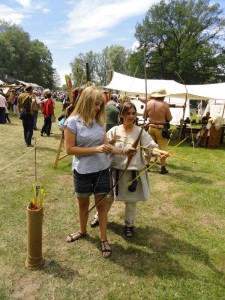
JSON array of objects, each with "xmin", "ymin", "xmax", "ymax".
[
  {"xmin": 0, "ymin": 85, "xmax": 59, "ymax": 146},
  {"xmin": 0, "ymin": 88, "xmax": 16, "ymax": 124},
  {"xmin": 1, "ymin": 83, "xmax": 175, "ymax": 258}
]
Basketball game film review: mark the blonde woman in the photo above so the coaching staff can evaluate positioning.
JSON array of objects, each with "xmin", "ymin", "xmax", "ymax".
[{"xmin": 64, "ymin": 86, "xmax": 135, "ymax": 257}]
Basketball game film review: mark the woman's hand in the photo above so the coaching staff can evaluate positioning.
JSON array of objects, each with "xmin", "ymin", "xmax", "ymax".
[
  {"xmin": 108, "ymin": 135, "xmax": 120, "ymax": 145},
  {"xmin": 95, "ymin": 144, "xmax": 112, "ymax": 154},
  {"xmin": 125, "ymin": 147, "xmax": 137, "ymax": 158},
  {"xmin": 152, "ymin": 148, "xmax": 170, "ymax": 158},
  {"xmin": 159, "ymin": 150, "xmax": 170, "ymax": 158}
]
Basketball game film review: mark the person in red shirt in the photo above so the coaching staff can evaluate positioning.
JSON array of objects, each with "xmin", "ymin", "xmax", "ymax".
[{"xmin": 40, "ymin": 92, "xmax": 54, "ymax": 136}]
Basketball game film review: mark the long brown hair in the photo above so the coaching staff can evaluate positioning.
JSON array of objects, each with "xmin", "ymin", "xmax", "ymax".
[{"xmin": 71, "ymin": 86, "xmax": 106, "ymax": 127}]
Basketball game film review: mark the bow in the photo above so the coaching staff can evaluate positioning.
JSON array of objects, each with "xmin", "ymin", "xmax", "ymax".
[{"xmin": 175, "ymin": 72, "xmax": 194, "ymax": 144}]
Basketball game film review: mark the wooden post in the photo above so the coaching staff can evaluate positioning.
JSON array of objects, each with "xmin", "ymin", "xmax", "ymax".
[
  {"xmin": 54, "ymin": 74, "xmax": 73, "ymax": 168},
  {"xmin": 54, "ymin": 132, "xmax": 68, "ymax": 168}
]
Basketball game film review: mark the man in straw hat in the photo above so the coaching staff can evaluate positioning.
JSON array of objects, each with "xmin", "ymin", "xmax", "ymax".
[{"xmin": 143, "ymin": 88, "xmax": 172, "ymax": 174}]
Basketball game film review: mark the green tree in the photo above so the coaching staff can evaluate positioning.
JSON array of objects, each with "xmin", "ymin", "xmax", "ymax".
[
  {"xmin": 70, "ymin": 45, "xmax": 130, "ymax": 86},
  {"xmin": 26, "ymin": 39, "xmax": 54, "ymax": 88},
  {"xmin": 0, "ymin": 21, "xmax": 30, "ymax": 80},
  {"xmin": 70, "ymin": 51, "xmax": 97, "ymax": 87},
  {"xmin": 134, "ymin": 0, "xmax": 225, "ymax": 83},
  {"xmin": 127, "ymin": 48, "xmax": 145, "ymax": 78},
  {"xmin": 95, "ymin": 48, "xmax": 109, "ymax": 86},
  {"xmin": 0, "ymin": 20, "xmax": 55, "ymax": 88},
  {"xmin": 107, "ymin": 45, "xmax": 130, "ymax": 75}
]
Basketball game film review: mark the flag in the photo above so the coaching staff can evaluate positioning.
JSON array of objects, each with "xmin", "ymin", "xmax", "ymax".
[{"xmin": 65, "ymin": 74, "xmax": 72, "ymax": 89}]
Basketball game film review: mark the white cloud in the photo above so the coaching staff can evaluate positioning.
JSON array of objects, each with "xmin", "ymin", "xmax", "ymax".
[
  {"xmin": 0, "ymin": 1, "xmax": 50, "ymax": 25},
  {"xmin": 1, "ymin": 0, "xmax": 156, "ymax": 49},
  {"xmin": 43, "ymin": 0, "xmax": 157, "ymax": 48},
  {"xmin": 0, "ymin": 4, "xmax": 25, "ymax": 24},
  {"xmin": 63, "ymin": 0, "xmax": 155, "ymax": 46},
  {"xmin": 42, "ymin": 8, "xmax": 50, "ymax": 14},
  {"xmin": 14, "ymin": 0, "xmax": 31, "ymax": 7}
]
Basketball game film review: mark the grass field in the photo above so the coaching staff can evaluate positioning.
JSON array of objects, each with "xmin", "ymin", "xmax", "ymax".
[{"xmin": 0, "ymin": 102, "xmax": 225, "ymax": 300}]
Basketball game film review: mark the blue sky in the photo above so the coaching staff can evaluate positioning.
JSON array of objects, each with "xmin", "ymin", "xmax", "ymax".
[
  {"xmin": 0, "ymin": 0, "xmax": 224, "ymax": 85},
  {"xmin": 0, "ymin": 0, "xmax": 156, "ymax": 85}
]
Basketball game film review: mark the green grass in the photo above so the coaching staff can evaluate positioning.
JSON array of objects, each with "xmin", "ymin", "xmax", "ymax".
[{"xmin": 0, "ymin": 102, "xmax": 225, "ymax": 299}]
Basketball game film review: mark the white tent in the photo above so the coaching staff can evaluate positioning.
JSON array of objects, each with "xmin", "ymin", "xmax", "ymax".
[
  {"xmin": 203, "ymin": 99, "xmax": 225, "ymax": 118},
  {"xmin": 165, "ymin": 98, "xmax": 190, "ymax": 125},
  {"xmin": 105, "ymin": 71, "xmax": 225, "ymax": 100},
  {"xmin": 15, "ymin": 80, "xmax": 42, "ymax": 88},
  {"xmin": 186, "ymin": 83, "xmax": 225, "ymax": 100},
  {"xmin": 187, "ymin": 83, "xmax": 225, "ymax": 119},
  {"xmin": 105, "ymin": 72, "xmax": 225, "ymax": 124},
  {"xmin": 105, "ymin": 71, "xmax": 186, "ymax": 96}
]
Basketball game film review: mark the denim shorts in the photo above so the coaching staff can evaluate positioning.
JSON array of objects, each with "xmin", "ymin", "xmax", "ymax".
[{"xmin": 73, "ymin": 168, "xmax": 111, "ymax": 197}]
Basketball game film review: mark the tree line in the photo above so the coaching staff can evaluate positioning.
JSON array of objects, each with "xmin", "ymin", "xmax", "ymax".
[{"xmin": 0, "ymin": 20, "xmax": 59, "ymax": 89}]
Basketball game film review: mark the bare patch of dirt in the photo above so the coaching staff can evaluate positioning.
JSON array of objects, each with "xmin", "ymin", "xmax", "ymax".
[
  {"xmin": 11, "ymin": 275, "xmax": 40, "ymax": 300},
  {"xmin": 58, "ymin": 174, "xmax": 73, "ymax": 184},
  {"xmin": 152, "ymin": 201, "xmax": 183, "ymax": 218},
  {"xmin": 197, "ymin": 212, "xmax": 225, "ymax": 229}
]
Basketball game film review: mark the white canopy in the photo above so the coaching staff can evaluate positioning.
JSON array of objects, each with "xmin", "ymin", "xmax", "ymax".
[
  {"xmin": 105, "ymin": 72, "xmax": 225, "ymax": 124},
  {"xmin": 105, "ymin": 71, "xmax": 225, "ymax": 100},
  {"xmin": 187, "ymin": 83, "xmax": 225, "ymax": 100},
  {"xmin": 106, "ymin": 71, "xmax": 186, "ymax": 97},
  {"xmin": 15, "ymin": 80, "xmax": 42, "ymax": 88}
]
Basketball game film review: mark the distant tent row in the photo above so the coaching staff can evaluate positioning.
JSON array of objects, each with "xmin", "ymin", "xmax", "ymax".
[
  {"xmin": 105, "ymin": 71, "xmax": 225, "ymax": 100},
  {"xmin": 0, "ymin": 78, "xmax": 43, "ymax": 95},
  {"xmin": 104, "ymin": 72, "xmax": 225, "ymax": 123}
]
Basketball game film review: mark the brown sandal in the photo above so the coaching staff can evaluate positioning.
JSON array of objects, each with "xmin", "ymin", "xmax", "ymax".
[
  {"xmin": 125, "ymin": 226, "xmax": 134, "ymax": 237},
  {"xmin": 66, "ymin": 231, "xmax": 87, "ymax": 243},
  {"xmin": 101, "ymin": 240, "xmax": 112, "ymax": 258}
]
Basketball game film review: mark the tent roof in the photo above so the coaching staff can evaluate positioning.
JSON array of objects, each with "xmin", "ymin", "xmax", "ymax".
[
  {"xmin": 105, "ymin": 71, "xmax": 186, "ymax": 96},
  {"xmin": 105, "ymin": 71, "xmax": 225, "ymax": 100},
  {"xmin": 14, "ymin": 80, "xmax": 42, "ymax": 88},
  {"xmin": 186, "ymin": 83, "xmax": 225, "ymax": 100}
]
